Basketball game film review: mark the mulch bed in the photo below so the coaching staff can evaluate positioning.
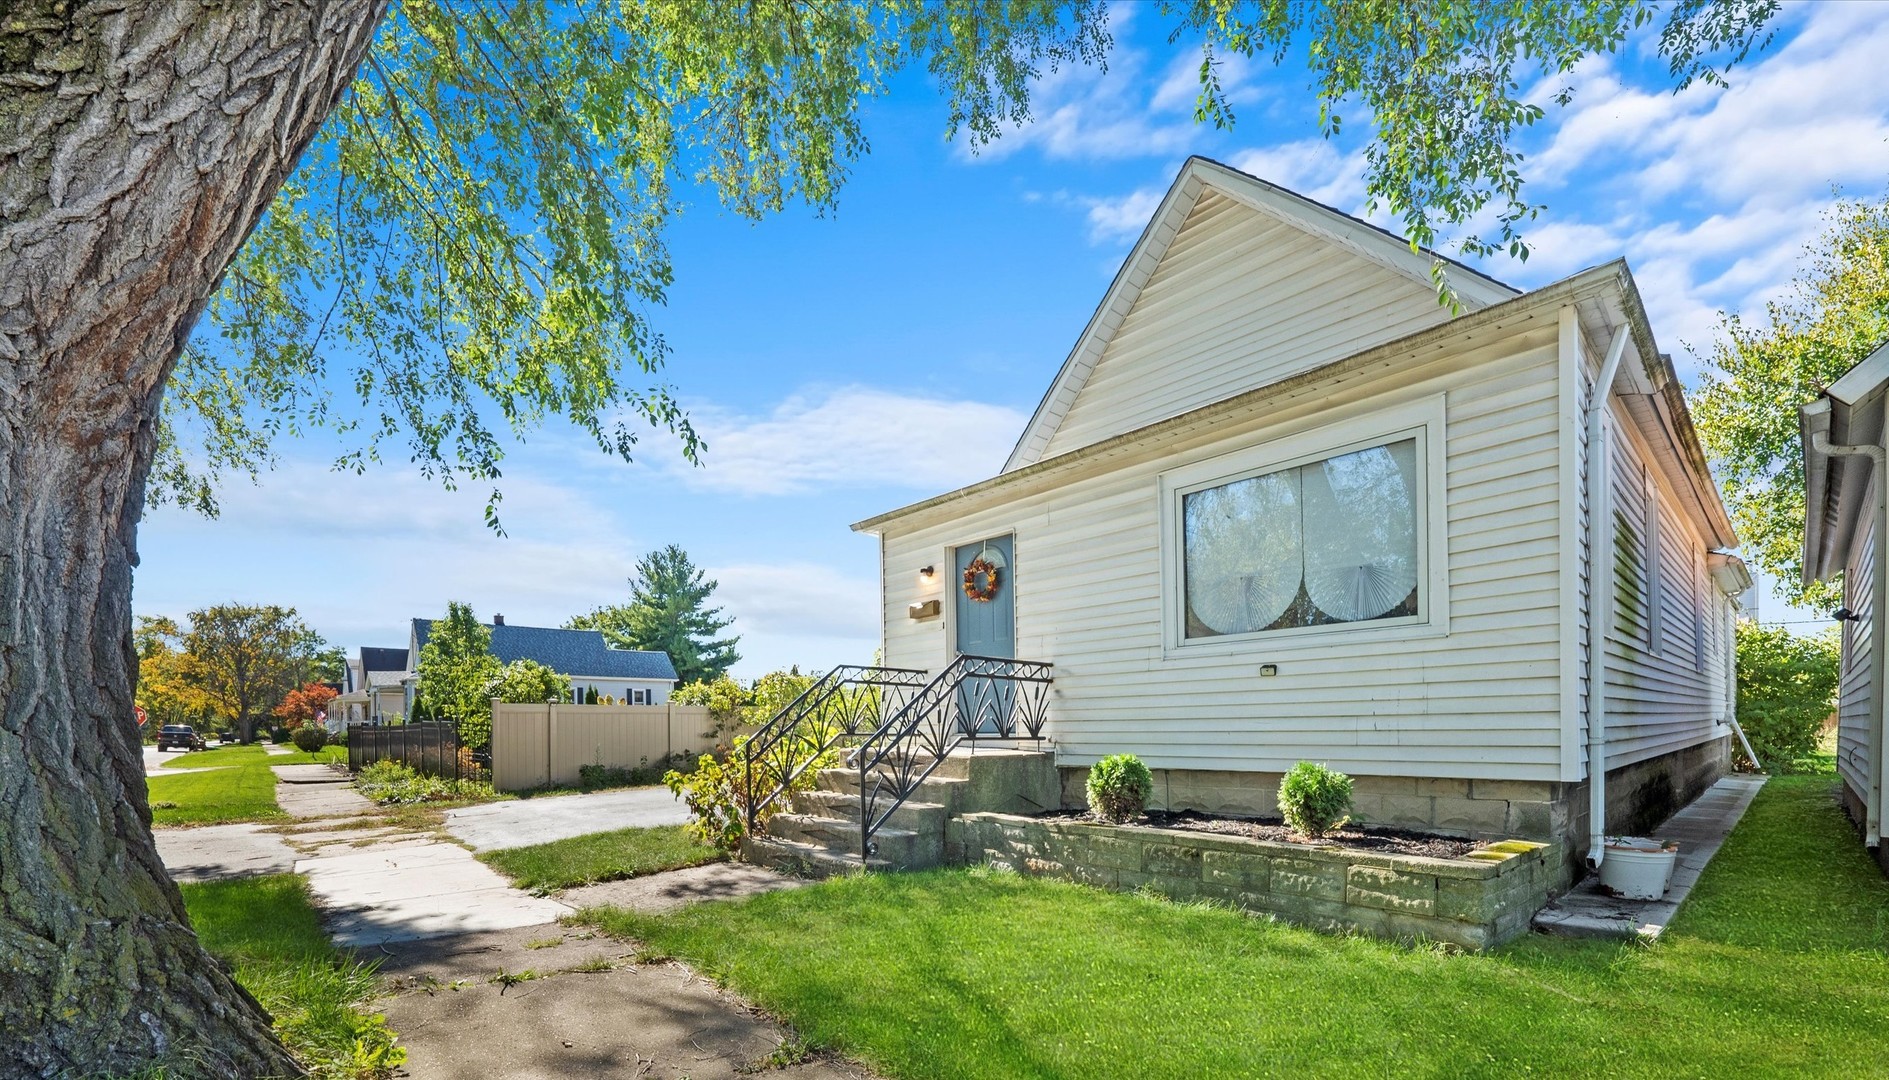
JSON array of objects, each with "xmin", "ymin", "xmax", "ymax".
[{"xmin": 1040, "ymin": 808, "xmax": 1479, "ymax": 860}]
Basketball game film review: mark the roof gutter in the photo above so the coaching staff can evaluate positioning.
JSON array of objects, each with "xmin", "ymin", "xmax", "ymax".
[{"xmin": 1587, "ymin": 323, "xmax": 1631, "ymax": 871}]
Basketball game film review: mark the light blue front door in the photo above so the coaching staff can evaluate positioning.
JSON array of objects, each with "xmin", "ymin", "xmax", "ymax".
[
  {"xmin": 954, "ymin": 535, "xmax": 1014, "ymax": 734},
  {"xmin": 954, "ymin": 535, "xmax": 1014, "ymax": 658}
]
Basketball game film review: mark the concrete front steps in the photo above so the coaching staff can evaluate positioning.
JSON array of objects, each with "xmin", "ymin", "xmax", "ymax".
[{"xmin": 742, "ymin": 747, "xmax": 1056, "ymax": 878}]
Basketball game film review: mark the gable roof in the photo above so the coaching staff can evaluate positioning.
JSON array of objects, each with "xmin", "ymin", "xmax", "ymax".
[
  {"xmin": 409, "ymin": 618, "xmax": 678, "ymax": 682},
  {"xmin": 1003, "ymin": 156, "xmax": 1520, "ymax": 472},
  {"xmin": 858, "ymin": 259, "xmax": 1736, "ymax": 551}
]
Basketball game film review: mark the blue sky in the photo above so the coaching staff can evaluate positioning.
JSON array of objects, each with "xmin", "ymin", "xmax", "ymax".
[{"xmin": 135, "ymin": 2, "xmax": 1889, "ymax": 675}]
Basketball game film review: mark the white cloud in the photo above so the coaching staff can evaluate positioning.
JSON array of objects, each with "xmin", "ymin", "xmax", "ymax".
[
  {"xmin": 968, "ymin": 20, "xmax": 1260, "ymax": 166},
  {"xmin": 659, "ymin": 387, "xmax": 1028, "ymax": 497},
  {"xmin": 710, "ymin": 562, "xmax": 878, "ymax": 641},
  {"xmin": 1082, "ymin": 186, "xmax": 1165, "ymax": 243},
  {"xmin": 1490, "ymin": 3, "xmax": 1889, "ymax": 378},
  {"xmin": 1229, "ymin": 140, "xmax": 1368, "ymax": 213}
]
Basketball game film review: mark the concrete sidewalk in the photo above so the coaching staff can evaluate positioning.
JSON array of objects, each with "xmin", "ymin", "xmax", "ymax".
[
  {"xmin": 445, "ymin": 786, "xmax": 689, "ymax": 852},
  {"xmin": 298, "ymin": 838, "xmax": 572, "ymax": 947},
  {"xmin": 155, "ymin": 824, "xmax": 298, "ymax": 883},
  {"xmin": 271, "ymin": 764, "xmax": 376, "ymax": 819}
]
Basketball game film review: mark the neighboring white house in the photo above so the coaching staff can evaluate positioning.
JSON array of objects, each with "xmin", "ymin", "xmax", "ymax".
[
  {"xmin": 329, "ymin": 646, "xmax": 410, "ymax": 730},
  {"xmin": 404, "ymin": 614, "xmax": 678, "ymax": 710},
  {"xmin": 855, "ymin": 157, "xmax": 1748, "ymax": 877},
  {"xmin": 1801, "ymin": 339, "xmax": 1889, "ymax": 876}
]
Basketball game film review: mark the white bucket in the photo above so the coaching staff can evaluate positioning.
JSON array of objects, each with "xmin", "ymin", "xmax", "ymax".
[{"xmin": 1598, "ymin": 837, "xmax": 1678, "ymax": 900}]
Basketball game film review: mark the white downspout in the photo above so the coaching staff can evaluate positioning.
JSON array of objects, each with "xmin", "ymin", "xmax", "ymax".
[
  {"xmin": 1810, "ymin": 411, "xmax": 1888, "ymax": 848},
  {"xmin": 1586, "ymin": 325, "xmax": 1631, "ymax": 871}
]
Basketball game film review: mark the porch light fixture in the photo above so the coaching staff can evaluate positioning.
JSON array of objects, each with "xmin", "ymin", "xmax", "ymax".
[
  {"xmin": 919, "ymin": 565, "xmax": 936, "ymax": 579},
  {"xmin": 1834, "ymin": 607, "xmax": 1863, "ymax": 623}
]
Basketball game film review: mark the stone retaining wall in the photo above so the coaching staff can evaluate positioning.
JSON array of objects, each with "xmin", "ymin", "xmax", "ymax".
[{"xmin": 948, "ymin": 813, "xmax": 1557, "ymax": 949}]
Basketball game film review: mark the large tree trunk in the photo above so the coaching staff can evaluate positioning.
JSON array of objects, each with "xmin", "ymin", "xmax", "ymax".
[{"xmin": 0, "ymin": 1, "xmax": 384, "ymax": 1074}]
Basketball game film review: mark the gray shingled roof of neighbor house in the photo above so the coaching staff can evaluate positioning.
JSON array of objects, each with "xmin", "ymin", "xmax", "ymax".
[
  {"xmin": 361, "ymin": 646, "xmax": 409, "ymax": 676},
  {"xmin": 410, "ymin": 619, "xmax": 678, "ymax": 681}
]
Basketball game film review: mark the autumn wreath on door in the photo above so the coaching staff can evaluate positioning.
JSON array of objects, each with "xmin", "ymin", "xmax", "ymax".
[{"xmin": 962, "ymin": 555, "xmax": 1002, "ymax": 602}]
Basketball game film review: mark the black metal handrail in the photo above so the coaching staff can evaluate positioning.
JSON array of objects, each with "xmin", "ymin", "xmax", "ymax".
[
  {"xmin": 740, "ymin": 664, "xmax": 928, "ymax": 837},
  {"xmin": 852, "ymin": 654, "xmax": 1053, "ymax": 862}
]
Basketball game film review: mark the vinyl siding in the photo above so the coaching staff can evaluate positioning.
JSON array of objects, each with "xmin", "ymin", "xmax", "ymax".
[
  {"xmin": 880, "ymin": 326, "xmax": 1571, "ymax": 781},
  {"xmin": 1839, "ymin": 483, "xmax": 1875, "ymax": 802},
  {"xmin": 1599, "ymin": 408, "xmax": 1727, "ymax": 771},
  {"xmin": 1038, "ymin": 191, "xmax": 1457, "ymax": 461}
]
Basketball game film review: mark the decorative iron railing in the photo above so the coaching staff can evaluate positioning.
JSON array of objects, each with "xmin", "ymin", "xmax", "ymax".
[
  {"xmin": 740, "ymin": 665, "xmax": 929, "ymax": 837},
  {"xmin": 852, "ymin": 654, "xmax": 1053, "ymax": 861}
]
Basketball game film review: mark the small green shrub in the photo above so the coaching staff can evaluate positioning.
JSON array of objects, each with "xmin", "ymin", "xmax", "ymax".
[
  {"xmin": 353, "ymin": 759, "xmax": 496, "ymax": 804},
  {"xmin": 1278, "ymin": 761, "xmax": 1353, "ymax": 839},
  {"xmin": 291, "ymin": 726, "xmax": 328, "ymax": 753},
  {"xmin": 664, "ymin": 730, "xmax": 835, "ymax": 852},
  {"xmin": 1086, "ymin": 754, "xmax": 1154, "ymax": 823},
  {"xmin": 269, "ymin": 726, "xmax": 293, "ymax": 744},
  {"xmin": 577, "ymin": 753, "xmax": 685, "ymax": 791},
  {"xmin": 328, "ymin": 727, "xmax": 348, "ymax": 747}
]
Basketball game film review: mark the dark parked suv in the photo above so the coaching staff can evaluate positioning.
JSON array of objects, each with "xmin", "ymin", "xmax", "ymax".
[{"xmin": 156, "ymin": 724, "xmax": 206, "ymax": 752}]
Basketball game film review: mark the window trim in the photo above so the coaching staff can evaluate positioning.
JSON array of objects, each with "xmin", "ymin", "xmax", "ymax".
[{"xmin": 1158, "ymin": 396, "xmax": 1448, "ymax": 654}]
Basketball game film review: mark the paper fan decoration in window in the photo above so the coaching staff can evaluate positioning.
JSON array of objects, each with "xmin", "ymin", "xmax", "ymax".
[
  {"xmin": 1184, "ymin": 470, "xmax": 1303, "ymax": 635},
  {"xmin": 1301, "ymin": 441, "xmax": 1418, "ymax": 622}
]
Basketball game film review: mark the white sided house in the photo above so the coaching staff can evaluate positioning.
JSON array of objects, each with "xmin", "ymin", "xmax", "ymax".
[
  {"xmin": 856, "ymin": 158, "xmax": 1748, "ymax": 879},
  {"xmin": 1802, "ymin": 340, "xmax": 1889, "ymax": 876},
  {"xmin": 405, "ymin": 615, "xmax": 678, "ymax": 710}
]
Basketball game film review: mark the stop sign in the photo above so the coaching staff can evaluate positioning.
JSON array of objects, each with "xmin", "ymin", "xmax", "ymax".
[{"xmin": 134, "ymin": 705, "xmax": 147, "ymax": 727}]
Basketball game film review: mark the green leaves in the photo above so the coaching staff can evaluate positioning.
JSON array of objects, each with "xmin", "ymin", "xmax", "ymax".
[
  {"xmin": 416, "ymin": 600, "xmax": 502, "ymax": 740},
  {"xmin": 156, "ymin": 0, "xmax": 1786, "ymax": 520},
  {"xmin": 163, "ymin": 1, "xmax": 1112, "ymax": 528},
  {"xmin": 1690, "ymin": 193, "xmax": 1889, "ymax": 610},
  {"xmin": 1161, "ymin": 0, "xmax": 1779, "ymax": 305},
  {"xmin": 1733, "ymin": 622, "xmax": 1838, "ymax": 772}
]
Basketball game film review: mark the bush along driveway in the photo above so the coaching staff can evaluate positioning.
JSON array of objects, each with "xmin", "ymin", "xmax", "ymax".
[{"xmin": 575, "ymin": 777, "xmax": 1889, "ymax": 1080}]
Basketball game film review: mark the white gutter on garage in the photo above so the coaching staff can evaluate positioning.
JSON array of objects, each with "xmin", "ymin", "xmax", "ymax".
[
  {"xmin": 1806, "ymin": 400, "xmax": 1888, "ymax": 849},
  {"xmin": 1586, "ymin": 324, "xmax": 1631, "ymax": 871}
]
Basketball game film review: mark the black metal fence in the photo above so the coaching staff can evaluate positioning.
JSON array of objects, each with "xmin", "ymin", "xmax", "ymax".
[{"xmin": 347, "ymin": 721, "xmax": 473, "ymax": 780}]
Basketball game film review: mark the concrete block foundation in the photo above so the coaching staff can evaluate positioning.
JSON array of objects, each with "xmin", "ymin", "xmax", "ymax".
[{"xmin": 950, "ymin": 813, "xmax": 1558, "ymax": 950}]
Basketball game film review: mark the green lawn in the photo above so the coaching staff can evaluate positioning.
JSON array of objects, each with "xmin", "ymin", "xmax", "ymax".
[
  {"xmin": 480, "ymin": 824, "xmax": 720, "ymax": 891},
  {"xmin": 163, "ymin": 743, "xmax": 347, "ymax": 769},
  {"xmin": 147, "ymin": 765, "xmax": 283, "ymax": 825},
  {"xmin": 182, "ymin": 875, "xmax": 402, "ymax": 1078},
  {"xmin": 580, "ymin": 778, "xmax": 1889, "ymax": 1079}
]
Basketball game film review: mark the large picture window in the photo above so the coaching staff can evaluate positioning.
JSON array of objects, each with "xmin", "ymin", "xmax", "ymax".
[{"xmin": 1181, "ymin": 438, "xmax": 1420, "ymax": 639}]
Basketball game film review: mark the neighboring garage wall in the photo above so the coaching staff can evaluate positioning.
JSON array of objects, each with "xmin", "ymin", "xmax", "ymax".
[
  {"xmin": 881, "ymin": 319, "xmax": 1572, "ymax": 783},
  {"xmin": 1838, "ymin": 479, "xmax": 1876, "ymax": 809}
]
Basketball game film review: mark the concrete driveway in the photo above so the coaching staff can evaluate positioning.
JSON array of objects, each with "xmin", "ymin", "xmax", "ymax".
[{"xmin": 444, "ymin": 787, "xmax": 688, "ymax": 852}]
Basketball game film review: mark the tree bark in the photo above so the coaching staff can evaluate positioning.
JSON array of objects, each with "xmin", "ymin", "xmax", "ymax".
[{"xmin": 0, "ymin": 1, "xmax": 385, "ymax": 1074}]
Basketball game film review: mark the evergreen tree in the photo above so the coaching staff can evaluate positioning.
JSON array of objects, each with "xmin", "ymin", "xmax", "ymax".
[{"xmin": 569, "ymin": 545, "xmax": 741, "ymax": 685}]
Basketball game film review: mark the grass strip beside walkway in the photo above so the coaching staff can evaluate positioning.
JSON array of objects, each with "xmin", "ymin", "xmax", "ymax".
[
  {"xmin": 163, "ymin": 744, "xmax": 347, "ymax": 769},
  {"xmin": 580, "ymin": 778, "xmax": 1889, "ymax": 1079},
  {"xmin": 148, "ymin": 765, "xmax": 283, "ymax": 826},
  {"xmin": 480, "ymin": 824, "xmax": 719, "ymax": 891},
  {"xmin": 182, "ymin": 874, "xmax": 402, "ymax": 1078}
]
